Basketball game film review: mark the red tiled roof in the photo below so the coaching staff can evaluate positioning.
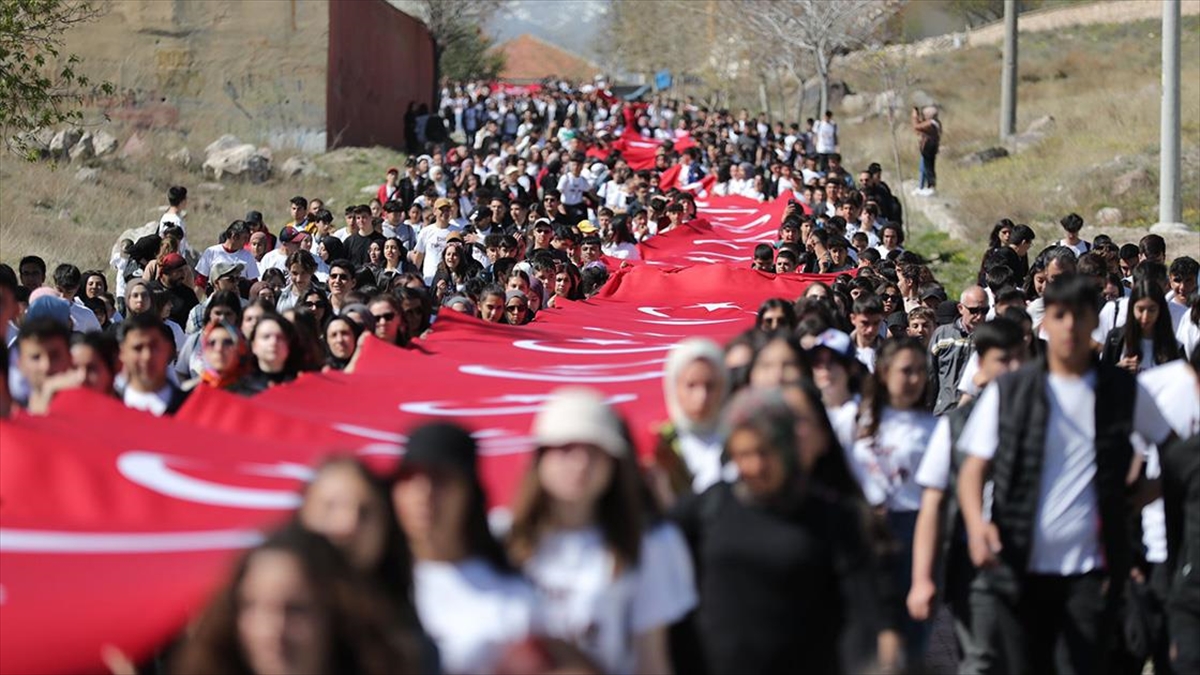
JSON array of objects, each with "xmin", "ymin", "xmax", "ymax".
[{"xmin": 494, "ymin": 33, "xmax": 602, "ymax": 84}]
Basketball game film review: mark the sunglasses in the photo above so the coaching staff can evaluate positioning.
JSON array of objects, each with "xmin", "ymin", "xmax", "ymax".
[
  {"xmin": 205, "ymin": 338, "xmax": 236, "ymax": 349},
  {"xmin": 373, "ymin": 312, "xmax": 397, "ymax": 323},
  {"xmin": 963, "ymin": 305, "xmax": 990, "ymax": 316},
  {"xmin": 329, "ymin": 273, "xmax": 351, "ymax": 280},
  {"xmin": 505, "ymin": 304, "xmax": 528, "ymax": 313},
  {"xmin": 304, "ymin": 300, "xmax": 323, "ymax": 308},
  {"xmin": 882, "ymin": 293, "xmax": 901, "ymax": 302}
]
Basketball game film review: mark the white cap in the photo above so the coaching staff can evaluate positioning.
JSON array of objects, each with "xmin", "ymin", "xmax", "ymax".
[{"xmin": 532, "ymin": 388, "xmax": 628, "ymax": 458}]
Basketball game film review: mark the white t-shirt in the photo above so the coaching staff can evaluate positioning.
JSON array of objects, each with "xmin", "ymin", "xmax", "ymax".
[
  {"xmin": 196, "ymin": 244, "xmax": 259, "ymax": 280},
  {"xmin": 855, "ymin": 344, "xmax": 877, "ymax": 373},
  {"xmin": 415, "ymin": 224, "xmax": 462, "ymax": 284},
  {"xmin": 557, "ymin": 174, "xmax": 591, "ymax": 206},
  {"xmin": 69, "ymin": 298, "xmax": 102, "ymax": 333},
  {"xmin": 602, "ymin": 242, "xmax": 640, "ymax": 261},
  {"xmin": 850, "ymin": 407, "xmax": 937, "ymax": 511},
  {"xmin": 827, "ymin": 396, "xmax": 860, "ymax": 453},
  {"xmin": 1057, "ymin": 238, "xmax": 1090, "ymax": 257},
  {"xmin": 122, "ymin": 384, "xmax": 174, "ymax": 416},
  {"xmin": 814, "ymin": 120, "xmax": 838, "ymax": 153},
  {"xmin": 1178, "ymin": 313, "xmax": 1200, "ymax": 360},
  {"xmin": 413, "ymin": 558, "xmax": 536, "ymax": 675},
  {"xmin": 1137, "ymin": 360, "xmax": 1200, "ymax": 563},
  {"xmin": 524, "ymin": 524, "xmax": 697, "ymax": 675},
  {"xmin": 158, "ymin": 211, "xmax": 185, "ymax": 237},
  {"xmin": 959, "ymin": 371, "xmax": 1173, "ymax": 575}
]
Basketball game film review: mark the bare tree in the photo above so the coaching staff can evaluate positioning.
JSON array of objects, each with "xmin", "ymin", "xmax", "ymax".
[{"xmin": 741, "ymin": 0, "xmax": 902, "ymax": 118}]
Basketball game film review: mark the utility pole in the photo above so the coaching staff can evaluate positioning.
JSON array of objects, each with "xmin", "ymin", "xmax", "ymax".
[
  {"xmin": 1158, "ymin": 0, "xmax": 1182, "ymax": 227},
  {"xmin": 999, "ymin": 0, "xmax": 1018, "ymax": 140}
]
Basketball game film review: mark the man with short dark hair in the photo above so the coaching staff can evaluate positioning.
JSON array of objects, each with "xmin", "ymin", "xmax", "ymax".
[
  {"xmin": 958, "ymin": 274, "xmax": 1173, "ymax": 675},
  {"xmin": 117, "ymin": 313, "xmax": 188, "ymax": 416},
  {"xmin": 909, "ymin": 317, "xmax": 1028, "ymax": 672},
  {"xmin": 286, "ymin": 196, "xmax": 309, "ymax": 231},
  {"xmin": 14, "ymin": 317, "xmax": 71, "ymax": 410},
  {"xmin": 196, "ymin": 221, "xmax": 260, "ymax": 287},
  {"xmin": 850, "ymin": 293, "xmax": 886, "ymax": 372},
  {"xmin": 18, "ymin": 255, "xmax": 46, "ymax": 291},
  {"xmin": 159, "ymin": 185, "xmax": 189, "ymax": 242},
  {"xmin": 52, "ymin": 263, "xmax": 102, "ymax": 333}
]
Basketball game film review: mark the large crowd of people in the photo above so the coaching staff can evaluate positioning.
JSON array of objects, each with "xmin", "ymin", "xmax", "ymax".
[{"xmin": 2, "ymin": 78, "xmax": 1199, "ymax": 675}]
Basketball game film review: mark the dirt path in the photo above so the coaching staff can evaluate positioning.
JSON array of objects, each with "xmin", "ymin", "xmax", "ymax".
[{"xmin": 968, "ymin": 0, "xmax": 1200, "ymax": 47}]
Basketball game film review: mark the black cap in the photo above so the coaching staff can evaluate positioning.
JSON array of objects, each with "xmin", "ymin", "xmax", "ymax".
[
  {"xmin": 935, "ymin": 299, "xmax": 960, "ymax": 326},
  {"xmin": 396, "ymin": 423, "xmax": 478, "ymax": 480},
  {"xmin": 245, "ymin": 210, "xmax": 264, "ymax": 224}
]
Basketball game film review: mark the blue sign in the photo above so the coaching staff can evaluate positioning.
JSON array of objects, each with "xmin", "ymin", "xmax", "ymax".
[{"xmin": 654, "ymin": 70, "xmax": 672, "ymax": 91}]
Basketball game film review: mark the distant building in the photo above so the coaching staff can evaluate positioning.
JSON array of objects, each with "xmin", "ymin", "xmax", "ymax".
[
  {"xmin": 493, "ymin": 34, "xmax": 603, "ymax": 85},
  {"xmin": 63, "ymin": 0, "xmax": 434, "ymax": 151}
]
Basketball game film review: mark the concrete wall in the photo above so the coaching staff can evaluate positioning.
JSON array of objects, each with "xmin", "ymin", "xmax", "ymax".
[
  {"xmin": 62, "ymin": 0, "xmax": 436, "ymax": 152},
  {"xmin": 327, "ymin": 0, "xmax": 436, "ymax": 150},
  {"xmin": 65, "ymin": 0, "xmax": 330, "ymax": 152}
]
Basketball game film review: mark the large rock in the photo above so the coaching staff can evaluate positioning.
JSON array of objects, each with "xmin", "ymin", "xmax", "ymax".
[
  {"xmin": 203, "ymin": 137, "xmax": 271, "ymax": 183},
  {"xmin": 167, "ymin": 147, "xmax": 192, "ymax": 167},
  {"xmin": 1094, "ymin": 207, "xmax": 1123, "ymax": 227},
  {"xmin": 960, "ymin": 146, "xmax": 1009, "ymax": 167},
  {"xmin": 92, "ymin": 130, "xmax": 119, "ymax": 156},
  {"xmin": 1112, "ymin": 168, "xmax": 1151, "ymax": 196},
  {"xmin": 74, "ymin": 167, "xmax": 101, "ymax": 184},
  {"xmin": 204, "ymin": 134, "xmax": 243, "ymax": 156},
  {"xmin": 68, "ymin": 132, "xmax": 95, "ymax": 162},
  {"xmin": 49, "ymin": 128, "xmax": 82, "ymax": 157},
  {"xmin": 841, "ymin": 93, "xmax": 871, "ymax": 116},
  {"xmin": 281, "ymin": 156, "xmax": 320, "ymax": 177}
]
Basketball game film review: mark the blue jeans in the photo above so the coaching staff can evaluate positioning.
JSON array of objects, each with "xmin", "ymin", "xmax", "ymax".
[{"xmin": 919, "ymin": 152, "xmax": 938, "ymax": 189}]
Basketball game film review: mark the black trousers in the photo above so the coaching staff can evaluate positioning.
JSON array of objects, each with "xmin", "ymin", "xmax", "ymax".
[
  {"xmin": 1168, "ymin": 588, "xmax": 1200, "ymax": 675},
  {"xmin": 968, "ymin": 566, "xmax": 1116, "ymax": 675}
]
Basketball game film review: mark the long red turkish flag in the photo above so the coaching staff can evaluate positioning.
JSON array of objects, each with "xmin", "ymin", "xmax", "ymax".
[{"xmin": 0, "ymin": 199, "xmax": 837, "ymax": 674}]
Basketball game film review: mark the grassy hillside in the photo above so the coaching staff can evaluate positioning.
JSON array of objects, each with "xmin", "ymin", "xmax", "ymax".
[
  {"xmin": 0, "ymin": 142, "xmax": 406, "ymax": 273},
  {"xmin": 837, "ymin": 15, "xmax": 1200, "ymax": 286}
]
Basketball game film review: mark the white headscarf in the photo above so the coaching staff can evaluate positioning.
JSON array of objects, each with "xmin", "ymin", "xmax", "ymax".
[{"xmin": 662, "ymin": 338, "xmax": 729, "ymax": 436}]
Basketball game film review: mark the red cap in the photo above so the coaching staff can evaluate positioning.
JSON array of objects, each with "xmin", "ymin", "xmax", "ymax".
[{"xmin": 161, "ymin": 253, "xmax": 187, "ymax": 272}]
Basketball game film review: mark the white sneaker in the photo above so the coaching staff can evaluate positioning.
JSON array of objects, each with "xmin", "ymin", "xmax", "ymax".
[
  {"xmin": 924, "ymin": 187, "xmax": 937, "ymax": 196},
  {"xmin": 911, "ymin": 187, "xmax": 924, "ymax": 196}
]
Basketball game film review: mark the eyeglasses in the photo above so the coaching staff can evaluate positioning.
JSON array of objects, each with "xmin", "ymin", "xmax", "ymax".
[
  {"xmin": 963, "ymin": 305, "xmax": 990, "ymax": 316},
  {"xmin": 205, "ymin": 338, "xmax": 236, "ymax": 349},
  {"xmin": 372, "ymin": 312, "xmax": 396, "ymax": 323}
]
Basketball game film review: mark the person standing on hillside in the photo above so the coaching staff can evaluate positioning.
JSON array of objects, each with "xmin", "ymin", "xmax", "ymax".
[
  {"xmin": 912, "ymin": 106, "xmax": 941, "ymax": 196},
  {"xmin": 814, "ymin": 110, "xmax": 839, "ymax": 172}
]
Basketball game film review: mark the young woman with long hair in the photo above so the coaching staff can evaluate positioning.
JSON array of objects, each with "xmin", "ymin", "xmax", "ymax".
[
  {"xmin": 323, "ymin": 315, "xmax": 364, "ymax": 371},
  {"xmin": 1102, "ymin": 278, "xmax": 1182, "ymax": 372},
  {"xmin": 232, "ymin": 313, "xmax": 305, "ymax": 396},
  {"xmin": 851, "ymin": 336, "xmax": 937, "ymax": 669},
  {"xmin": 509, "ymin": 388, "xmax": 697, "ymax": 675},
  {"xmin": 171, "ymin": 524, "xmax": 416, "ymax": 675},
  {"xmin": 390, "ymin": 422, "xmax": 536, "ymax": 675}
]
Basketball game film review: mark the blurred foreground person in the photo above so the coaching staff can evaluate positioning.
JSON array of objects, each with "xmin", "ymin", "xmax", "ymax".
[
  {"xmin": 171, "ymin": 524, "xmax": 415, "ymax": 675},
  {"xmin": 672, "ymin": 387, "xmax": 896, "ymax": 674}
]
